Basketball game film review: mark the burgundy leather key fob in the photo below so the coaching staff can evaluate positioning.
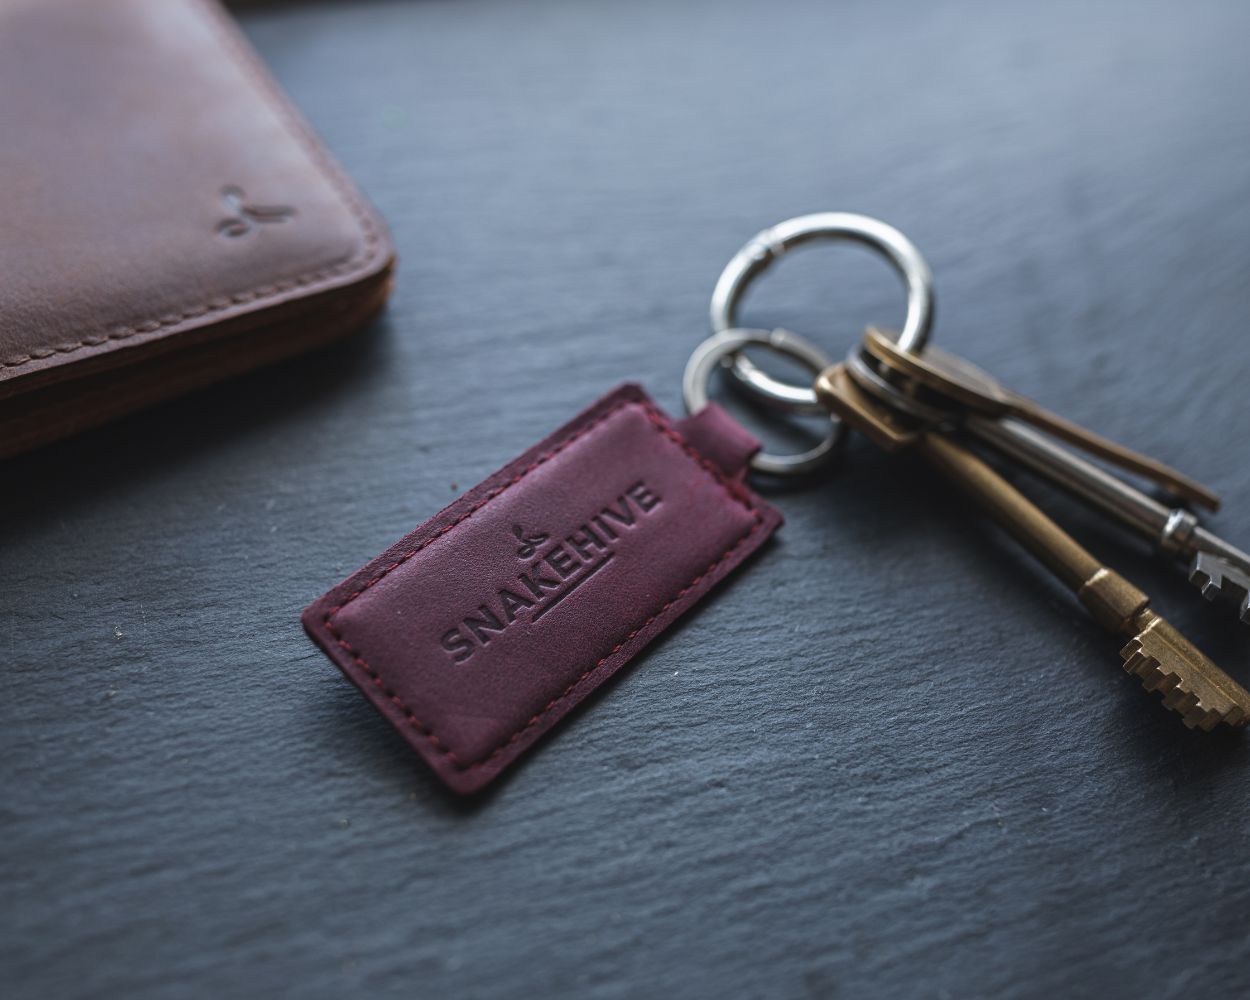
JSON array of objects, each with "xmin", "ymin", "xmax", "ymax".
[{"xmin": 302, "ymin": 384, "xmax": 782, "ymax": 793}]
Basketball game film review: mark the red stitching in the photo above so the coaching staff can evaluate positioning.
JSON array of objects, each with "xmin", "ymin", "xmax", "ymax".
[
  {"xmin": 322, "ymin": 399, "xmax": 765, "ymax": 773},
  {"xmin": 0, "ymin": 0, "xmax": 382, "ymax": 373}
]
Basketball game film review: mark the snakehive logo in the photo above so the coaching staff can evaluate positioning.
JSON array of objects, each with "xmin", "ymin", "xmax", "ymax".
[{"xmin": 438, "ymin": 480, "xmax": 663, "ymax": 663}]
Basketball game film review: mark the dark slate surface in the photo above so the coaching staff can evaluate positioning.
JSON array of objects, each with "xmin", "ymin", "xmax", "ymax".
[{"xmin": 4, "ymin": 1, "xmax": 1250, "ymax": 997}]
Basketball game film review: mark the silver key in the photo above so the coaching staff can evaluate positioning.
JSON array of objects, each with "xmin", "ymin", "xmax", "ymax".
[{"xmin": 845, "ymin": 336, "xmax": 1250, "ymax": 624}]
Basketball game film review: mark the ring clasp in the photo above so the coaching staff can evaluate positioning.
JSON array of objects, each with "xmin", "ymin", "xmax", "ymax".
[{"xmin": 709, "ymin": 212, "xmax": 935, "ymax": 412}]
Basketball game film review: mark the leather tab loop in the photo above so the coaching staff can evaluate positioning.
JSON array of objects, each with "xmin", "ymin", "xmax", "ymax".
[{"xmin": 675, "ymin": 403, "xmax": 761, "ymax": 480}]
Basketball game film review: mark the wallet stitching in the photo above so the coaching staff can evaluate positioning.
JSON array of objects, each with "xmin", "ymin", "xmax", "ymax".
[
  {"xmin": 321, "ymin": 398, "xmax": 765, "ymax": 775},
  {"xmin": 0, "ymin": 0, "xmax": 383, "ymax": 373}
]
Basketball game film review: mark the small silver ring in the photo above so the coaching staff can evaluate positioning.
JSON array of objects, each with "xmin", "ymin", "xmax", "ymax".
[
  {"xmin": 710, "ymin": 212, "xmax": 935, "ymax": 413},
  {"xmin": 682, "ymin": 328, "xmax": 842, "ymax": 476}
]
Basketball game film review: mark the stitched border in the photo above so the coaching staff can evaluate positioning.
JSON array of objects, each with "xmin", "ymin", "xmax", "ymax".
[
  {"xmin": 321, "ymin": 399, "xmax": 766, "ymax": 774},
  {"xmin": 0, "ymin": 0, "xmax": 383, "ymax": 373}
]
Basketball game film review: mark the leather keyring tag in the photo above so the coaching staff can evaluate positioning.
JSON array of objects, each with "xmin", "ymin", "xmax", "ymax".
[{"xmin": 302, "ymin": 384, "xmax": 782, "ymax": 793}]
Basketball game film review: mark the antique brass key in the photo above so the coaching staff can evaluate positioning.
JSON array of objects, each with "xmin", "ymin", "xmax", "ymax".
[{"xmin": 815, "ymin": 363, "xmax": 1250, "ymax": 730}]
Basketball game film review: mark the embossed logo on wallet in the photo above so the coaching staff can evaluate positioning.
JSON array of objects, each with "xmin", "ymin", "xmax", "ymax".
[
  {"xmin": 439, "ymin": 481, "xmax": 663, "ymax": 663},
  {"xmin": 215, "ymin": 184, "xmax": 295, "ymax": 237}
]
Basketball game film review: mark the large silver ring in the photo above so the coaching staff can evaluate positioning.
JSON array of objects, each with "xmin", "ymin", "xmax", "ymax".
[
  {"xmin": 682, "ymin": 328, "xmax": 842, "ymax": 476},
  {"xmin": 710, "ymin": 212, "xmax": 935, "ymax": 413}
]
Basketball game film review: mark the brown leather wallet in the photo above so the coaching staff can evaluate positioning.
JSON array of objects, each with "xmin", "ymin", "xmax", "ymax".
[{"xmin": 0, "ymin": 0, "xmax": 396, "ymax": 458}]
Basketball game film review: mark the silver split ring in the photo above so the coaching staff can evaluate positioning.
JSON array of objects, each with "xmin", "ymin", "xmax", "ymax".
[
  {"xmin": 682, "ymin": 328, "xmax": 842, "ymax": 476},
  {"xmin": 710, "ymin": 212, "xmax": 935, "ymax": 413}
]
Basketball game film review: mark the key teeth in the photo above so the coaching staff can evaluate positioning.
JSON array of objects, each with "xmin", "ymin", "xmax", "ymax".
[
  {"xmin": 1120, "ymin": 635, "xmax": 1249, "ymax": 731},
  {"xmin": 1190, "ymin": 552, "xmax": 1250, "ymax": 624}
]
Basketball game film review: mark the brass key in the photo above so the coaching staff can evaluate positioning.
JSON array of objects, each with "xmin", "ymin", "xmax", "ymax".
[{"xmin": 815, "ymin": 363, "xmax": 1250, "ymax": 730}]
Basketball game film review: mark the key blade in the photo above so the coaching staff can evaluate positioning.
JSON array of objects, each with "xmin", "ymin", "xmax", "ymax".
[
  {"xmin": 1120, "ymin": 611, "xmax": 1250, "ymax": 730},
  {"xmin": 1019, "ymin": 407, "xmax": 1221, "ymax": 512},
  {"xmin": 1190, "ymin": 551, "xmax": 1250, "ymax": 624}
]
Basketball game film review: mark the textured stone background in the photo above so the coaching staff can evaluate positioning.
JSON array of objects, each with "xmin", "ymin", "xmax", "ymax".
[{"xmin": 4, "ymin": 1, "xmax": 1249, "ymax": 997}]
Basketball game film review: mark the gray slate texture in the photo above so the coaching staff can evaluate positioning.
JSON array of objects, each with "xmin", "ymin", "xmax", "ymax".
[{"xmin": 3, "ymin": 0, "xmax": 1249, "ymax": 997}]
